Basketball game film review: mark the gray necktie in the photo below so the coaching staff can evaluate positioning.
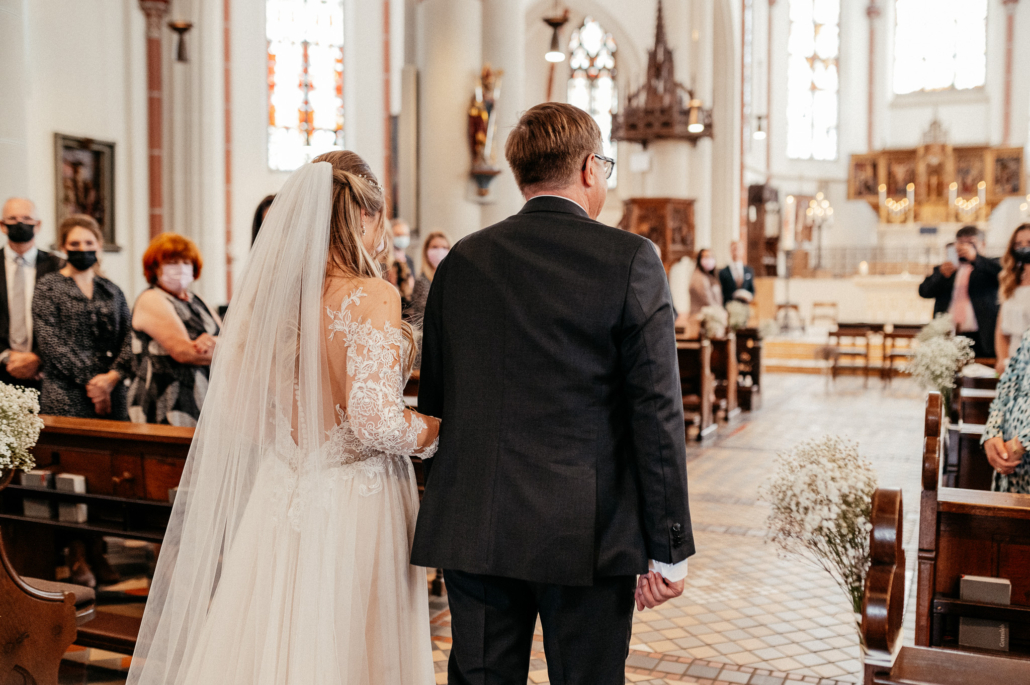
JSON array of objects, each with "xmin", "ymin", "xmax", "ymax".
[{"xmin": 10, "ymin": 256, "xmax": 29, "ymax": 352}]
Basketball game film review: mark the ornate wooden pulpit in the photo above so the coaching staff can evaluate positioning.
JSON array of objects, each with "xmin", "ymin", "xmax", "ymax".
[{"xmin": 617, "ymin": 198, "xmax": 695, "ymax": 273}]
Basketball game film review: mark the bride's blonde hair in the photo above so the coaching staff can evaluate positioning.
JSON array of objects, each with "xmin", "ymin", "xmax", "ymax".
[{"xmin": 314, "ymin": 150, "xmax": 419, "ymax": 375}]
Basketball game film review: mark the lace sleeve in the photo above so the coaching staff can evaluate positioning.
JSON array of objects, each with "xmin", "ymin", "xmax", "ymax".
[{"xmin": 328, "ymin": 280, "xmax": 439, "ymax": 457}]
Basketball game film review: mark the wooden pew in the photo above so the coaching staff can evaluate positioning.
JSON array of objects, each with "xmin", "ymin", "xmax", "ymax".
[
  {"xmin": 735, "ymin": 327, "xmax": 762, "ymax": 411},
  {"xmin": 677, "ymin": 341, "xmax": 716, "ymax": 441},
  {"xmin": 861, "ymin": 479, "xmax": 1030, "ymax": 684},
  {"xmin": 916, "ymin": 392, "xmax": 1030, "ymax": 655},
  {"xmin": 953, "ymin": 376, "xmax": 998, "ymax": 491},
  {"xmin": 1, "ymin": 470, "xmax": 96, "ymax": 685},
  {"xmin": 708, "ymin": 334, "xmax": 741, "ymax": 421}
]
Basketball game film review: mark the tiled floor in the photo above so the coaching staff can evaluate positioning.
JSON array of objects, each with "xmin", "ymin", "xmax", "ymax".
[{"xmin": 63, "ymin": 372, "xmax": 928, "ymax": 684}]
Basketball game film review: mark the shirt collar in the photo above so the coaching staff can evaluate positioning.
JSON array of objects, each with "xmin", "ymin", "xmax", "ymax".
[
  {"xmin": 4, "ymin": 244, "xmax": 38, "ymax": 266},
  {"xmin": 528, "ymin": 195, "xmax": 588, "ymax": 215}
]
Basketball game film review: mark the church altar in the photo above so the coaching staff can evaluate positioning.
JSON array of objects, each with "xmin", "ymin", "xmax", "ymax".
[{"xmin": 757, "ymin": 274, "xmax": 935, "ymax": 326}]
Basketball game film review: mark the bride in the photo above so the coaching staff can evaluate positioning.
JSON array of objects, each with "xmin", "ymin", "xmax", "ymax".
[{"xmin": 127, "ymin": 151, "xmax": 441, "ymax": 684}]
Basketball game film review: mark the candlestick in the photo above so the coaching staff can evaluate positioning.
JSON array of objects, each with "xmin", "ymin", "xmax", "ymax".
[
  {"xmin": 978, "ymin": 181, "xmax": 987, "ymax": 222},
  {"xmin": 906, "ymin": 183, "xmax": 915, "ymax": 223},
  {"xmin": 783, "ymin": 196, "xmax": 796, "ymax": 251}
]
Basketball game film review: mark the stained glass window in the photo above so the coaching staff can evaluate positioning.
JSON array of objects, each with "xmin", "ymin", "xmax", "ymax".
[
  {"xmin": 567, "ymin": 18, "xmax": 618, "ymax": 188},
  {"xmin": 893, "ymin": 0, "xmax": 987, "ymax": 95},
  {"xmin": 786, "ymin": 0, "xmax": 839, "ymax": 161},
  {"xmin": 266, "ymin": 0, "xmax": 345, "ymax": 171}
]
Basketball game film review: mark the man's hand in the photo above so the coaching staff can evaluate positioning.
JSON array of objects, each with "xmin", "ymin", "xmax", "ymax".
[
  {"xmin": 6, "ymin": 351, "xmax": 40, "ymax": 380},
  {"xmin": 985, "ymin": 437, "xmax": 1019, "ymax": 475},
  {"xmin": 955, "ymin": 241, "xmax": 978, "ymax": 263},
  {"xmin": 635, "ymin": 571, "xmax": 684, "ymax": 611},
  {"xmin": 939, "ymin": 261, "xmax": 958, "ymax": 278}
]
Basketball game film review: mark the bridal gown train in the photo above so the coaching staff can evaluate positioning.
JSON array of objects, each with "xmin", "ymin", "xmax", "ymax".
[{"xmin": 155, "ymin": 280, "xmax": 436, "ymax": 685}]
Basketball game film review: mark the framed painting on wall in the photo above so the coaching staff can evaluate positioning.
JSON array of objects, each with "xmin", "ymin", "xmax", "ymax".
[
  {"xmin": 886, "ymin": 155, "xmax": 916, "ymax": 198},
  {"xmin": 54, "ymin": 134, "xmax": 118, "ymax": 250},
  {"xmin": 848, "ymin": 154, "xmax": 881, "ymax": 200},
  {"xmin": 990, "ymin": 147, "xmax": 1024, "ymax": 197},
  {"xmin": 954, "ymin": 149, "xmax": 986, "ymax": 198}
]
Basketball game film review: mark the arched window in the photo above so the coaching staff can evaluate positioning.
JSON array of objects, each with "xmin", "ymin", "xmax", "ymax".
[
  {"xmin": 266, "ymin": 0, "xmax": 345, "ymax": 171},
  {"xmin": 567, "ymin": 17, "xmax": 618, "ymax": 188},
  {"xmin": 786, "ymin": 0, "xmax": 839, "ymax": 161},
  {"xmin": 893, "ymin": 0, "xmax": 987, "ymax": 95}
]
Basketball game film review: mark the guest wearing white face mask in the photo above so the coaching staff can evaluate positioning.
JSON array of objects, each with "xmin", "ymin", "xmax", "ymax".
[
  {"xmin": 127, "ymin": 233, "xmax": 221, "ymax": 426},
  {"xmin": 689, "ymin": 248, "xmax": 724, "ymax": 316}
]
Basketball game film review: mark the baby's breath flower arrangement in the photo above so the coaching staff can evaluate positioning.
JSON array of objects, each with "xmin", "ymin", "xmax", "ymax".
[
  {"xmin": 916, "ymin": 313, "xmax": 954, "ymax": 342},
  {"xmin": 699, "ymin": 306, "xmax": 728, "ymax": 339},
  {"xmin": 761, "ymin": 436, "xmax": 878, "ymax": 625},
  {"xmin": 908, "ymin": 334, "xmax": 974, "ymax": 409},
  {"xmin": 725, "ymin": 301, "xmax": 750, "ymax": 332},
  {"xmin": 0, "ymin": 382, "xmax": 45, "ymax": 476}
]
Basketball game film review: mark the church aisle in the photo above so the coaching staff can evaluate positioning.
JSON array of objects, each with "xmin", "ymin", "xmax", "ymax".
[{"xmin": 425, "ymin": 373, "xmax": 927, "ymax": 685}]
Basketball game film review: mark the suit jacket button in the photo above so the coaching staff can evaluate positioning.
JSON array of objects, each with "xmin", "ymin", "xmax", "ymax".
[{"xmin": 671, "ymin": 523, "xmax": 682, "ymax": 533}]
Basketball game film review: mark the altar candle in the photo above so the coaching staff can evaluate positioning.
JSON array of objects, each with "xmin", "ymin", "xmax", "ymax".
[
  {"xmin": 907, "ymin": 183, "xmax": 915, "ymax": 222},
  {"xmin": 978, "ymin": 181, "xmax": 986, "ymax": 207},
  {"xmin": 949, "ymin": 182, "xmax": 957, "ymax": 206},
  {"xmin": 784, "ymin": 196, "xmax": 796, "ymax": 250},
  {"xmin": 879, "ymin": 184, "xmax": 887, "ymax": 207}
]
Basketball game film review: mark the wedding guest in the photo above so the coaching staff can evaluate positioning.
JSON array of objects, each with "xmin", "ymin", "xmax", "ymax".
[
  {"xmin": 383, "ymin": 242, "xmax": 415, "ymax": 306},
  {"xmin": 982, "ymin": 330, "xmax": 1030, "ymax": 494},
  {"xmin": 251, "ymin": 194, "xmax": 276, "ymax": 244},
  {"xmin": 0, "ymin": 197, "xmax": 63, "ymax": 389},
  {"xmin": 689, "ymin": 248, "xmax": 723, "ymax": 316},
  {"xmin": 718, "ymin": 240, "xmax": 755, "ymax": 305},
  {"xmin": 127, "ymin": 233, "xmax": 221, "ymax": 426},
  {"xmin": 408, "ymin": 230, "xmax": 451, "ymax": 325},
  {"xmin": 995, "ymin": 224, "xmax": 1030, "ymax": 372},
  {"xmin": 32, "ymin": 215, "xmax": 133, "ymax": 419},
  {"xmin": 918, "ymin": 226, "xmax": 1001, "ymax": 358},
  {"xmin": 392, "ymin": 218, "xmax": 417, "ymax": 275}
]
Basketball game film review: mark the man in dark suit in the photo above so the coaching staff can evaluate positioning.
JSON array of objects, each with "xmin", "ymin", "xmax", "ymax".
[
  {"xmin": 719, "ymin": 240, "xmax": 755, "ymax": 305},
  {"xmin": 0, "ymin": 198, "xmax": 64, "ymax": 389},
  {"xmin": 918, "ymin": 226, "xmax": 1001, "ymax": 358},
  {"xmin": 411, "ymin": 103, "xmax": 694, "ymax": 685}
]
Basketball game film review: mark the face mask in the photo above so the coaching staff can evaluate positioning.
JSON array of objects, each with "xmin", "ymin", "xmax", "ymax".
[
  {"xmin": 4, "ymin": 222, "xmax": 35, "ymax": 244},
  {"xmin": 1013, "ymin": 246, "xmax": 1030, "ymax": 263},
  {"xmin": 701, "ymin": 257, "xmax": 716, "ymax": 272},
  {"xmin": 159, "ymin": 263, "xmax": 195, "ymax": 292},
  {"xmin": 427, "ymin": 247, "xmax": 449, "ymax": 268},
  {"xmin": 393, "ymin": 235, "xmax": 411, "ymax": 250},
  {"xmin": 66, "ymin": 250, "xmax": 98, "ymax": 271}
]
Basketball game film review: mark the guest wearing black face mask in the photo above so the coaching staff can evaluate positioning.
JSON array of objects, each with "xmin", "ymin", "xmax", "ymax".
[
  {"xmin": 32, "ymin": 215, "xmax": 133, "ymax": 419},
  {"xmin": 996, "ymin": 224, "xmax": 1030, "ymax": 372},
  {"xmin": 0, "ymin": 197, "xmax": 63, "ymax": 389},
  {"xmin": 918, "ymin": 225, "xmax": 1001, "ymax": 358}
]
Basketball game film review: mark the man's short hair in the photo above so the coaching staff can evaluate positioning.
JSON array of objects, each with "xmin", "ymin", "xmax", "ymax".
[
  {"xmin": 956, "ymin": 225, "xmax": 982, "ymax": 242},
  {"xmin": 504, "ymin": 103, "xmax": 602, "ymax": 191}
]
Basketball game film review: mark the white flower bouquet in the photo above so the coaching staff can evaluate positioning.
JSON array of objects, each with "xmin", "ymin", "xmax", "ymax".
[
  {"xmin": 916, "ymin": 312, "xmax": 954, "ymax": 342},
  {"xmin": 726, "ymin": 301, "xmax": 750, "ymax": 332},
  {"xmin": 761, "ymin": 435, "xmax": 878, "ymax": 619},
  {"xmin": 699, "ymin": 306, "xmax": 728, "ymax": 339},
  {"xmin": 907, "ymin": 334, "xmax": 975, "ymax": 408},
  {"xmin": 0, "ymin": 382, "xmax": 45, "ymax": 475}
]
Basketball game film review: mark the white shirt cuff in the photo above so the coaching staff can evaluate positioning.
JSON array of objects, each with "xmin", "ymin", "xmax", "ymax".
[{"xmin": 649, "ymin": 557, "xmax": 689, "ymax": 582}]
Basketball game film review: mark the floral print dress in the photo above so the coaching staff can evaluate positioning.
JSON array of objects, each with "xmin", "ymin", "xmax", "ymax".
[
  {"xmin": 982, "ymin": 329, "xmax": 1030, "ymax": 493},
  {"xmin": 127, "ymin": 287, "xmax": 220, "ymax": 426}
]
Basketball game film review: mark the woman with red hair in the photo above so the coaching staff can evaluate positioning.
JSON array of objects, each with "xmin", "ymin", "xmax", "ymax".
[{"xmin": 127, "ymin": 233, "xmax": 221, "ymax": 425}]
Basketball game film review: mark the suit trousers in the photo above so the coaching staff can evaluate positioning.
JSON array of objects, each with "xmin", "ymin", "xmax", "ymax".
[{"xmin": 443, "ymin": 569, "xmax": 636, "ymax": 685}]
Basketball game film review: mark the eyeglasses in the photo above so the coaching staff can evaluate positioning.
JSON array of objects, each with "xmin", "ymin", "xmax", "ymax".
[{"xmin": 587, "ymin": 153, "xmax": 615, "ymax": 180}]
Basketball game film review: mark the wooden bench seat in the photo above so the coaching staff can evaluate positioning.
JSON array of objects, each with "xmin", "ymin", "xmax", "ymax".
[
  {"xmin": 677, "ymin": 340, "xmax": 716, "ymax": 441},
  {"xmin": 709, "ymin": 335, "xmax": 740, "ymax": 422}
]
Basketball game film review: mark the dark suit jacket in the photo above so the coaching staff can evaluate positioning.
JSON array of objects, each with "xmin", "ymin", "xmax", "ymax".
[
  {"xmin": 0, "ymin": 249, "xmax": 64, "ymax": 387},
  {"xmin": 718, "ymin": 264, "xmax": 755, "ymax": 305},
  {"xmin": 410, "ymin": 196, "xmax": 694, "ymax": 586},
  {"xmin": 917, "ymin": 255, "xmax": 1001, "ymax": 357}
]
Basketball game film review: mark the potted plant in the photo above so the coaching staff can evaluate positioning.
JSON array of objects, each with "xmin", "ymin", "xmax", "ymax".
[{"xmin": 0, "ymin": 383, "xmax": 46, "ymax": 489}]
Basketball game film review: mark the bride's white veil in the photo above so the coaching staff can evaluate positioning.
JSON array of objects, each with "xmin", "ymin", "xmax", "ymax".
[{"xmin": 127, "ymin": 162, "xmax": 334, "ymax": 684}]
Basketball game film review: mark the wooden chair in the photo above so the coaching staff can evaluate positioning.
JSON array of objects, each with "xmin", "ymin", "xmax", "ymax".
[
  {"xmin": 735, "ymin": 327, "xmax": 762, "ymax": 411},
  {"xmin": 881, "ymin": 324, "xmax": 921, "ymax": 384},
  {"xmin": 1, "ymin": 471, "xmax": 96, "ymax": 685},
  {"xmin": 709, "ymin": 335, "xmax": 740, "ymax": 422},
  {"xmin": 677, "ymin": 341, "xmax": 716, "ymax": 441},
  {"xmin": 861, "ymin": 468, "xmax": 1030, "ymax": 683},
  {"xmin": 811, "ymin": 301, "xmax": 839, "ymax": 328},
  {"xmin": 827, "ymin": 323, "xmax": 873, "ymax": 386}
]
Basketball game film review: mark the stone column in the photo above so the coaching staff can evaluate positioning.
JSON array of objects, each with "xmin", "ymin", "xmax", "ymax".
[
  {"xmin": 416, "ymin": 0, "xmax": 483, "ymax": 240},
  {"xmin": 140, "ymin": 0, "xmax": 170, "ymax": 238},
  {"xmin": 866, "ymin": 1, "xmax": 881, "ymax": 152},
  {"xmin": 691, "ymin": 0, "xmax": 715, "ymax": 254},
  {"xmin": 347, "ymin": 0, "xmax": 386, "ymax": 176},
  {"xmin": 480, "ymin": 0, "xmax": 526, "ymax": 226},
  {"xmin": 1003, "ymin": 0, "xmax": 1020, "ymax": 145},
  {"xmin": 0, "ymin": 0, "xmax": 29, "ymax": 198}
]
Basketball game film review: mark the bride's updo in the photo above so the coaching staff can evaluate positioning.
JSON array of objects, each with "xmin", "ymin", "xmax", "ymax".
[{"xmin": 314, "ymin": 150, "xmax": 419, "ymax": 374}]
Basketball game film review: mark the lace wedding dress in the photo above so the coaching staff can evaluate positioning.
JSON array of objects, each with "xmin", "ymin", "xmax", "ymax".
[{"xmin": 128, "ymin": 163, "xmax": 439, "ymax": 685}]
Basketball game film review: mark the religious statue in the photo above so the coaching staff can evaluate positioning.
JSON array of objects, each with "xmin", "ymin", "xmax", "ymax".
[{"xmin": 468, "ymin": 64, "xmax": 503, "ymax": 196}]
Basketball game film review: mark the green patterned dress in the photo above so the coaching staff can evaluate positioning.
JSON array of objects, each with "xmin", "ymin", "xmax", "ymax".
[{"xmin": 982, "ymin": 329, "xmax": 1030, "ymax": 493}]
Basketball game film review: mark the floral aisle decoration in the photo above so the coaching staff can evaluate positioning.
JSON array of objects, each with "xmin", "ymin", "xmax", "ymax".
[
  {"xmin": 916, "ymin": 312, "xmax": 954, "ymax": 342},
  {"xmin": 908, "ymin": 333, "xmax": 975, "ymax": 409},
  {"xmin": 725, "ymin": 301, "xmax": 750, "ymax": 332},
  {"xmin": 761, "ymin": 435, "xmax": 878, "ymax": 637},
  {"xmin": 699, "ymin": 306, "xmax": 728, "ymax": 339},
  {"xmin": 0, "ymin": 382, "xmax": 44, "ymax": 484}
]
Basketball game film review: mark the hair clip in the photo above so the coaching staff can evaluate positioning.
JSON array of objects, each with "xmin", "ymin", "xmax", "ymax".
[{"xmin": 357, "ymin": 174, "xmax": 383, "ymax": 192}]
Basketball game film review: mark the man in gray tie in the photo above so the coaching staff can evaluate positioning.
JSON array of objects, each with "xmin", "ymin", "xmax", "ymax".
[{"xmin": 0, "ymin": 198, "xmax": 64, "ymax": 389}]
